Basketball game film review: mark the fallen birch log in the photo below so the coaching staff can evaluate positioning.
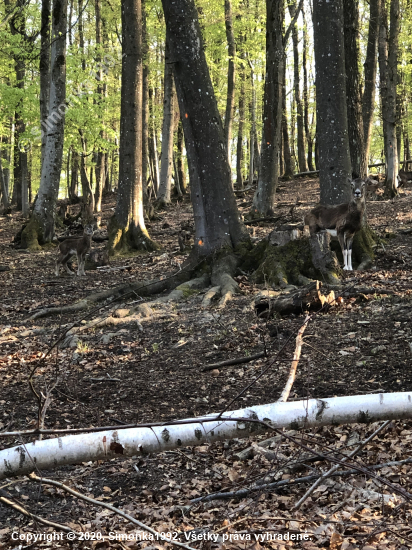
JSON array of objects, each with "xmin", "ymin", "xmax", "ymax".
[{"xmin": 1, "ymin": 392, "xmax": 412, "ymax": 480}]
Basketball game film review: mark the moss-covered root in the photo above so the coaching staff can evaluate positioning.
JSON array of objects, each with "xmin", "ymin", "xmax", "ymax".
[
  {"xmin": 353, "ymin": 225, "xmax": 375, "ymax": 271},
  {"xmin": 211, "ymin": 252, "xmax": 240, "ymax": 308},
  {"xmin": 108, "ymin": 216, "xmax": 160, "ymax": 256},
  {"xmin": 20, "ymin": 216, "xmax": 44, "ymax": 250},
  {"xmin": 153, "ymin": 274, "xmax": 210, "ymax": 304}
]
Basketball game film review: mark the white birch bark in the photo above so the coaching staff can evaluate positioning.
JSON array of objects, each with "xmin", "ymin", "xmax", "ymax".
[{"xmin": 1, "ymin": 392, "xmax": 412, "ymax": 480}]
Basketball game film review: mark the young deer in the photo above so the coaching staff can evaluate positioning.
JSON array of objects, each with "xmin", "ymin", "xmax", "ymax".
[
  {"xmin": 55, "ymin": 225, "xmax": 94, "ymax": 276},
  {"xmin": 304, "ymin": 178, "xmax": 367, "ymax": 271}
]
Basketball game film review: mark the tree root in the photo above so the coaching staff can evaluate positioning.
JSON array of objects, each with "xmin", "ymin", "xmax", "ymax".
[
  {"xmin": 30, "ymin": 270, "xmax": 193, "ymax": 319},
  {"xmin": 211, "ymin": 252, "xmax": 240, "ymax": 308}
]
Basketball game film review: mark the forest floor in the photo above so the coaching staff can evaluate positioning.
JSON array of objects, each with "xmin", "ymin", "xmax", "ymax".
[{"xmin": 1, "ymin": 178, "xmax": 412, "ymax": 549}]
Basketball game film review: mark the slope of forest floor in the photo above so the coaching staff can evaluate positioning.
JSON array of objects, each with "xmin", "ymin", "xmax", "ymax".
[{"xmin": 1, "ymin": 178, "xmax": 412, "ymax": 549}]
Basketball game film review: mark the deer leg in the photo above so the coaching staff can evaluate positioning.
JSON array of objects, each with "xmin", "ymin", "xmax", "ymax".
[
  {"xmin": 337, "ymin": 231, "xmax": 347, "ymax": 270},
  {"xmin": 346, "ymin": 235, "xmax": 354, "ymax": 271},
  {"xmin": 62, "ymin": 254, "xmax": 75, "ymax": 275},
  {"xmin": 77, "ymin": 253, "xmax": 86, "ymax": 276},
  {"xmin": 55, "ymin": 256, "xmax": 61, "ymax": 276}
]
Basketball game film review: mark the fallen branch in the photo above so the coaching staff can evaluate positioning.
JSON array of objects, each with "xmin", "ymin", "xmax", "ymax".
[
  {"xmin": 278, "ymin": 316, "xmax": 309, "ymax": 402},
  {"xmin": 293, "ymin": 420, "xmax": 391, "ymax": 510},
  {"xmin": 28, "ymin": 474, "xmax": 195, "ymax": 550},
  {"xmin": 202, "ymin": 351, "xmax": 266, "ymax": 372},
  {"xmin": 2, "ymin": 392, "xmax": 412, "ymax": 479},
  {"xmin": 190, "ymin": 456, "xmax": 412, "ymax": 504},
  {"xmin": 0, "ymin": 488, "xmax": 77, "ymax": 534}
]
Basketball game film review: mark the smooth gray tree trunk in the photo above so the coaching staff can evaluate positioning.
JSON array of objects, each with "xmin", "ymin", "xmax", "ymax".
[
  {"xmin": 313, "ymin": 0, "xmax": 352, "ymax": 204},
  {"xmin": 362, "ymin": 0, "xmax": 380, "ymax": 166},
  {"xmin": 21, "ymin": 0, "xmax": 68, "ymax": 248},
  {"xmin": 157, "ymin": 33, "xmax": 176, "ymax": 207},
  {"xmin": 162, "ymin": 0, "xmax": 248, "ymax": 255}
]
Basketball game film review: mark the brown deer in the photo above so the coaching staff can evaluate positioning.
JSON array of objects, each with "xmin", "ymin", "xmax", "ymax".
[
  {"xmin": 397, "ymin": 168, "xmax": 412, "ymax": 187},
  {"xmin": 304, "ymin": 178, "xmax": 367, "ymax": 271},
  {"xmin": 55, "ymin": 225, "xmax": 94, "ymax": 276}
]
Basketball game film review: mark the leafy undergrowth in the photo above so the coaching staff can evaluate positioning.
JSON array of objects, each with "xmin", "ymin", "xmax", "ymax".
[{"xmin": 1, "ymin": 179, "xmax": 412, "ymax": 549}]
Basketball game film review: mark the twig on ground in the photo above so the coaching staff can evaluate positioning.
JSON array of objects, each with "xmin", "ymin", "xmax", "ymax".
[
  {"xmin": 191, "ymin": 455, "xmax": 412, "ymax": 504},
  {"xmin": 202, "ymin": 351, "xmax": 266, "ymax": 372},
  {"xmin": 28, "ymin": 474, "xmax": 196, "ymax": 550},
  {"xmin": 278, "ymin": 315, "xmax": 309, "ymax": 402},
  {"xmin": 0, "ymin": 488, "xmax": 76, "ymax": 534},
  {"xmin": 292, "ymin": 420, "xmax": 392, "ymax": 510}
]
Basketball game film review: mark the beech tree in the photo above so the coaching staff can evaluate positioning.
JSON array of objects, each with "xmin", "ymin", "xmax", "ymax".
[
  {"xmin": 343, "ymin": 0, "xmax": 366, "ymax": 178},
  {"xmin": 161, "ymin": 0, "xmax": 249, "ymax": 257},
  {"xmin": 21, "ymin": 0, "xmax": 67, "ymax": 248},
  {"xmin": 313, "ymin": 0, "xmax": 351, "ymax": 205},
  {"xmin": 379, "ymin": 0, "xmax": 400, "ymax": 197},
  {"xmin": 107, "ymin": 0, "xmax": 158, "ymax": 254}
]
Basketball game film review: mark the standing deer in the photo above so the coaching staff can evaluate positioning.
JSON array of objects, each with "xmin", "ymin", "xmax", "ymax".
[
  {"xmin": 55, "ymin": 225, "xmax": 94, "ymax": 276},
  {"xmin": 304, "ymin": 178, "xmax": 367, "ymax": 271}
]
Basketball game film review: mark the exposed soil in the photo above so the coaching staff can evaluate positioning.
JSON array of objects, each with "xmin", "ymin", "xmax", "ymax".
[{"xmin": 1, "ymin": 179, "xmax": 412, "ymax": 549}]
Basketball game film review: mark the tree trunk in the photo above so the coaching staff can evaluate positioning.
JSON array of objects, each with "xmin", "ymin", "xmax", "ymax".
[
  {"xmin": 148, "ymin": 87, "xmax": 160, "ymax": 196},
  {"xmin": 252, "ymin": 0, "xmax": 284, "ymax": 216},
  {"xmin": 224, "ymin": 0, "xmax": 236, "ymax": 163},
  {"xmin": 108, "ymin": 0, "xmax": 158, "ymax": 254},
  {"xmin": 161, "ymin": 0, "xmax": 248, "ymax": 255},
  {"xmin": 40, "ymin": 0, "xmax": 51, "ymax": 169},
  {"xmin": 236, "ymin": 54, "xmax": 245, "ymax": 189},
  {"xmin": 248, "ymin": 61, "xmax": 256, "ymax": 186},
  {"xmin": 288, "ymin": 0, "xmax": 307, "ymax": 173},
  {"xmin": 0, "ymin": 152, "xmax": 10, "ymax": 209},
  {"xmin": 343, "ymin": 0, "xmax": 366, "ymax": 177},
  {"xmin": 2, "ymin": 392, "xmax": 412, "ymax": 479},
  {"xmin": 313, "ymin": 0, "xmax": 352, "ymax": 205},
  {"xmin": 177, "ymin": 119, "xmax": 187, "ymax": 194},
  {"xmin": 21, "ymin": 0, "xmax": 68, "ymax": 249},
  {"xmin": 362, "ymin": 0, "xmax": 380, "ymax": 166},
  {"xmin": 379, "ymin": 0, "xmax": 399, "ymax": 197},
  {"xmin": 282, "ymin": 65, "xmax": 294, "ymax": 177},
  {"xmin": 70, "ymin": 149, "xmax": 79, "ymax": 199},
  {"xmin": 302, "ymin": 7, "xmax": 314, "ymax": 172},
  {"xmin": 157, "ymin": 32, "xmax": 176, "ymax": 207},
  {"xmin": 94, "ymin": 0, "xmax": 104, "ymax": 213},
  {"xmin": 142, "ymin": 0, "xmax": 150, "ymax": 209}
]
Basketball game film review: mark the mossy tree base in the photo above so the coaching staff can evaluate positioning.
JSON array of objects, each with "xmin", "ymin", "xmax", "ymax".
[
  {"xmin": 108, "ymin": 216, "xmax": 160, "ymax": 256},
  {"xmin": 242, "ymin": 233, "xmax": 341, "ymax": 288},
  {"xmin": 20, "ymin": 215, "xmax": 46, "ymax": 251},
  {"xmin": 352, "ymin": 226, "xmax": 375, "ymax": 270}
]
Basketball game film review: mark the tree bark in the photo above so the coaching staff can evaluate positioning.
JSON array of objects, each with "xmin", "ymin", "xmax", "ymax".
[
  {"xmin": 108, "ymin": 0, "xmax": 158, "ymax": 254},
  {"xmin": 40, "ymin": 0, "xmax": 51, "ymax": 169},
  {"xmin": 236, "ymin": 53, "xmax": 245, "ymax": 189},
  {"xmin": 302, "ymin": 7, "xmax": 314, "ymax": 172},
  {"xmin": 252, "ymin": 0, "xmax": 285, "ymax": 216},
  {"xmin": 313, "ymin": 0, "xmax": 352, "ymax": 205},
  {"xmin": 148, "ymin": 87, "xmax": 160, "ymax": 196},
  {"xmin": 379, "ymin": 0, "xmax": 399, "ymax": 197},
  {"xmin": 21, "ymin": 0, "xmax": 68, "ymax": 248},
  {"xmin": 2, "ymin": 392, "xmax": 412, "ymax": 479},
  {"xmin": 161, "ymin": 0, "xmax": 248, "ymax": 255},
  {"xmin": 224, "ymin": 0, "xmax": 236, "ymax": 164},
  {"xmin": 282, "ymin": 66, "xmax": 294, "ymax": 177},
  {"xmin": 362, "ymin": 0, "xmax": 380, "ymax": 166},
  {"xmin": 176, "ymin": 119, "xmax": 186, "ymax": 193},
  {"xmin": 157, "ymin": 32, "xmax": 176, "ymax": 207},
  {"xmin": 343, "ymin": 0, "xmax": 366, "ymax": 178},
  {"xmin": 94, "ymin": 0, "xmax": 105, "ymax": 213},
  {"xmin": 288, "ymin": 0, "xmax": 307, "ymax": 173}
]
